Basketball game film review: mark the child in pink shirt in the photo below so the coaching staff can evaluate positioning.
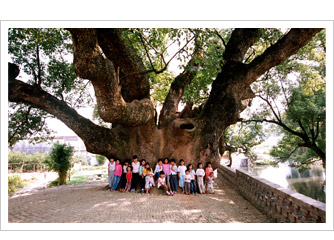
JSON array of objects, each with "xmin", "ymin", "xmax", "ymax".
[
  {"xmin": 111, "ymin": 159, "xmax": 122, "ymax": 191},
  {"xmin": 124, "ymin": 166, "xmax": 132, "ymax": 192},
  {"xmin": 205, "ymin": 162, "xmax": 213, "ymax": 193},
  {"xmin": 162, "ymin": 158, "xmax": 171, "ymax": 189}
]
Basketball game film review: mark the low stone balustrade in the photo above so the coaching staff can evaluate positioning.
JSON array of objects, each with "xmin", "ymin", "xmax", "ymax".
[{"xmin": 218, "ymin": 165, "xmax": 326, "ymax": 223}]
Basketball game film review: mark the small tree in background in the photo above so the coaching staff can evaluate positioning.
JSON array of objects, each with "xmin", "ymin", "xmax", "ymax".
[
  {"xmin": 96, "ymin": 154, "xmax": 106, "ymax": 166},
  {"xmin": 44, "ymin": 143, "xmax": 74, "ymax": 185}
]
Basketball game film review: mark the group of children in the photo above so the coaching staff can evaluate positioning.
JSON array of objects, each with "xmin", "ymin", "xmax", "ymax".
[{"xmin": 107, "ymin": 155, "xmax": 215, "ymax": 196}]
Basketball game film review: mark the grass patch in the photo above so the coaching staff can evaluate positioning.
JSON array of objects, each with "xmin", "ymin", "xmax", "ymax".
[
  {"xmin": 68, "ymin": 173, "xmax": 107, "ymax": 184},
  {"xmin": 68, "ymin": 175, "xmax": 90, "ymax": 184},
  {"xmin": 48, "ymin": 173, "xmax": 107, "ymax": 187},
  {"xmin": 8, "ymin": 175, "xmax": 26, "ymax": 194}
]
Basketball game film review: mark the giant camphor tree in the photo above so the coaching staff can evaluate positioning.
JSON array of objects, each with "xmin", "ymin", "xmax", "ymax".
[{"xmin": 8, "ymin": 28, "xmax": 322, "ymax": 169}]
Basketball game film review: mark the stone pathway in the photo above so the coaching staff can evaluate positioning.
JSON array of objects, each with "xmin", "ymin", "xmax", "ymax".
[
  {"xmin": 8, "ymin": 176, "xmax": 270, "ymax": 223},
  {"xmin": 12, "ymin": 172, "xmax": 58, "ymax": 195}
]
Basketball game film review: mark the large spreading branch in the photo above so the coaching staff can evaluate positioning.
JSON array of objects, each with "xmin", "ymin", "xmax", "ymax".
[
  {"xmin": 8, "ymin": 71, "xmax": 117, "ymax": 156},
  {"xmin": 96, "ymin": 28, "xmax": 150, "ymax": 102},
  {"xmin": 245, "ymin": 28, "xmax": 322, "ymax": 84},
  {"xmin": 242, "ymin": 118, "xmax": 326, "ymax": 164},
  {"xmin": 198, "ymin": 28, "xmax": 322, "ymax": 156},
  {"xmin": 202, "ymin": 28, "xmax": 322, "ymax": 128},
  {"xmin": 201, "ymin": 28, "xmax": 260, "ymax": 129},
  {"xmin": 68, "ymin": 28, "xmax": 154, "ymax": 126},
  {"xmin": 158, "ymin": 38, "xmax": 203, "ymax": 128}
]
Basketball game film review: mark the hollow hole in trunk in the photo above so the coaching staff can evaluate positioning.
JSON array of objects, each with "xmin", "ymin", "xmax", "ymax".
[{"xmin": 180, "ymin": 123, "xmax": 195, "ymax": 130}]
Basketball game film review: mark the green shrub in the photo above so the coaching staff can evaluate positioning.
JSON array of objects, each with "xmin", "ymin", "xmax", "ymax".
[
  {"xmin": 96, "ymin": 155, "xmax": 106, "ymax": 166},
  {"xmin": 8, "ymin": 175, "xmax": 24, "ymax": 193},
  {"xmin": 43, "ymin": 143, "xmax": 73, "ymax": 185}
]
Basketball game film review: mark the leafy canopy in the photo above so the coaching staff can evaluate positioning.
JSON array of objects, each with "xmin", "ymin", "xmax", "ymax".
[
  {"xmin": 246, "ymin": 29, "xmax": 326, "ymax": 167},
  {"xmin": 8, "ymin": 28, "xmax": 93, "ymax": 146}
]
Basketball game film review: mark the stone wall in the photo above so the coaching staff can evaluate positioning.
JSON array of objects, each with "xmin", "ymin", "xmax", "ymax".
[{"xmin": 218, "ymin": 165, "xmax": 326, "ymax": 223}]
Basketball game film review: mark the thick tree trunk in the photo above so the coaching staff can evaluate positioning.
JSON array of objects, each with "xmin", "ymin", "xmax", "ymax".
[
  {"xmin": 59, "ymin": 171, "xmax": 67, "ymax": 185},
  {"xmin": 8, "ymin": 28, "xmax": 322, "ymax": 171}
]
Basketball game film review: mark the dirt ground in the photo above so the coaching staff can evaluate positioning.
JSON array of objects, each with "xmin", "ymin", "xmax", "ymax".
[{"xmin": 8, "ymin": 175, "xmax": 270, "ymax": 223}]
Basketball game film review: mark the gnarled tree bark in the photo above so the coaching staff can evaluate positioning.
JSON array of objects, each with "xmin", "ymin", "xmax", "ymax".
[{"xmin": 8, "ymin": 28, "xmax": 322, "ymax": 169}]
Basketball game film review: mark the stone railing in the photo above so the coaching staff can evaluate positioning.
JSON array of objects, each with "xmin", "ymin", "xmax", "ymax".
[{"xmin": 218, "ymin": 165, "xmax": 326, "ymax": 223}]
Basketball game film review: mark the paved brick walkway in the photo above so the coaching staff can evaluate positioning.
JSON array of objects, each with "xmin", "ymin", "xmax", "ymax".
[{"xmin": 8, "ymin": 176, "xmax": 270, "ymax": 223}]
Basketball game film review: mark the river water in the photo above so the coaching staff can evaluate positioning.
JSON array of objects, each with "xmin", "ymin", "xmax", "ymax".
[{"xmin": 240, "ymin": 162, "xmax": 326, "ymax": 203}]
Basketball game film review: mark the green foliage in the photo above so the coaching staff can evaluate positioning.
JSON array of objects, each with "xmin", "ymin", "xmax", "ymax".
[
  {"xmin": 8, "ymin": 103, "xmax": 55, "ymax": 147},
  {"xmin": 269, "ymin": 82, "xmax": 325, "ymax": 167},
  {"xmin": 8, "ymin": 28, "xmax": 93, "ymax": 145},
  {"xmin": 8, "ymin": 151, "xmax": 48, "ymax": 172},
  {"xmin": 225, "ymin": 122, "xmax": 265, "ymax": 161},
  {"xmin": 95, "ymin": 154, "xmax": 106, "ymax": 166},
  {"xmin": 122, "ymin": 28, "xmax": 232, "ymax": 106},
  {"xmin": 8, "ymin": 175, "xmax": 24, "ymax": 193},
  {"xmin": 8, "ymin": 28, "xmax": 325, "ymax": 171},
  {"xmin": 249, "ymin": 29, "xmax": 326, "ymax": 168},
  {"xmin": 44, "ymin": 143, "xmax": 74, "ymax": 185}
]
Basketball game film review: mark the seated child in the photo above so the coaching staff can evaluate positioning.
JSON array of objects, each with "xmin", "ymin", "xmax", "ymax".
[
  {"xmin": 144, "ymin": 168, "xmax": 155, "ymax": 194},
  {"xmin": 157, "ymin": 172, "xmax": 173, "ymax": 196},
  {"xmin": 206, "ymin": 172, "xmax": 215, "ymax": 194}
]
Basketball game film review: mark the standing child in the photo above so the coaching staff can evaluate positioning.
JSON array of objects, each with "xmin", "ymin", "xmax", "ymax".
[
  {"xmin": 144, "ymin": 168, "xmax": 155, "ymax": 194},
  {"xmin": 119, "ymin": 160, "xmax": 130, "ymax": 192},
  {"xmin": 184, "ymin": 170, "xmax": 191, "ymax": 195},
  {"xmin": 138, "ymin": 159, "xmax": 146, "ymax": 193},
  {"xmin": 124, "ymin": 166, "xmax": 132, "ymax": 192},
  {"xmin": 169, "ymin": 159, "xmax": 178, "ymax": 194},
  {"xmin": 177, "ymin": 159, "xmax": 187, "ymax": 193},
  {"xmin": 162, "ymin": 158, "xmax": 171, "ymax": 189},
  {"xmin": 206, "ymin": 172, "xmax": 215, "ymax": 194},
  {"xmin": 154, "ymin": 159, "xmax": 163, "ymax": 180},
  {"xmin": 205, "ymin": 162, "xmax": 213, "ymax": 193},
  {"xmin": 196, "ymin": 162, "xmax": 205, "ymax": 194},
  {"xmin": 131, "ymin": 155, "xmax": 140, "ymax": 192},
  {"xmin": 157, "ymin": 172, "xmax": 173, "ymax": 196},
  {"xmin": 111, "ymin": 159, "xmax": 122, "ymax": 191},
  {"xmin": 107, "ymin": 157, "xmax": 115, "ymax": 191},
  {"xmin": 187, "ymin": 164, "xmax": 197, "ymax": 195}
]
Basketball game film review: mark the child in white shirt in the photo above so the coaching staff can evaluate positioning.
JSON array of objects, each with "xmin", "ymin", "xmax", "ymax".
[
  {"xmin": 158, "ymin": 172, "xmax": 173, "ymax": 196},
  {"xmin": 196, "ymin": 162, "xmax": 205, "ymax": 194},
  {"xmin": 184, "ymin": 170, "xmax": 191, "ymax": 195},
  {"xmin": 154, "ymin": 159, "xmax": 163, "ymax": 180},
  {"xmin": 177, "ymin": 159, "xmax": 187, "ymax": 193},
  {"xmin": 187, "ymin": 163, "xmax": 197, "ymax": 194},
  {"xmin": 169, "ymin": 159, "xmax": 178, "ymax": 194}
]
